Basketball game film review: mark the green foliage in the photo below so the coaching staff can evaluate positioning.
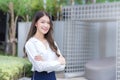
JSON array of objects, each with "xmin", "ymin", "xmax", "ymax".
[
  {"xmin": 0, "ymin": 55, "xmax": 32, "ymax": 80},
  {"xmin": 0, "ymin": 0, "xmax": 9, "ymax": 12},
  {"xmin": 30, "ymin": 0, "xmax": 44, "ymax": 19},
  {"xmin": 0, "ymin": 50, "xmax": 5, "ymax": 55},
  {"xmin": 14, "ymin": 0, "xmax": 31, "ymax": 17},
  {"xmin": 75, "ymin": 0, "xmax": 83, "ymax": 5},
  {"xmin": 0, "ymin": 0, "xmax": 68, "ymax": 21},
  {"xmin": 0, "ymin": 0, "xmax": 32, "ymax": 21},
  {"xmin": 0, "ymin": 0, "xmax": 119, "ymax": 21},
  {"xmin": 58, "ymin": 0, "xmax": 69, "ymax": 6},
  {"xmin": 96, "ymin": 0, "xmax": 106, "ymax": 3},
  {"xmin": 46, "ymin": 0, "xmax": 58, "ymax": 18}
]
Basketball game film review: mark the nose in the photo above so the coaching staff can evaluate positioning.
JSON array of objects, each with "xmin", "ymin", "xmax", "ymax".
[{"xmin": 44, "ymin": 22, "xmax": 49, "ymax": 27}]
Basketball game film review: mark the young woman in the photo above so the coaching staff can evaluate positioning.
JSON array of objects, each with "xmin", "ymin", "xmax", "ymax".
[{"xmin": 24, "ymin": 11, "xmax": 66, "ymax": 80}]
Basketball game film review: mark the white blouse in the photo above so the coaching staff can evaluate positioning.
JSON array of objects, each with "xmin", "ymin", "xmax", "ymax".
[{"xmin": 25, "ymin": 37, "xmax": 65, "ymax": 73}]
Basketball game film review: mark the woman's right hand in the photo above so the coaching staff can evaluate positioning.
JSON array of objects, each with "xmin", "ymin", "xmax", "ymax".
[
  {"xmin": 34, "ymin": 55, "xmax": 43, "ymax": 61},
  {"xmin": 58, "ymin": 56, "xmax": 66, "ymax": 65}
]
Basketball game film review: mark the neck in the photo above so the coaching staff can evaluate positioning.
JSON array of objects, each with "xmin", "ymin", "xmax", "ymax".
[{"xmin": 34, "ymin": 32, "xmax": 45, "ymax": 41}]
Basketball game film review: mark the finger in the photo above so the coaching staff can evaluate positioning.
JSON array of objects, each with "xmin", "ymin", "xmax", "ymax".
[{"xmin": 34, "ymin": 56, "xmax": 41, "ymax": 61}]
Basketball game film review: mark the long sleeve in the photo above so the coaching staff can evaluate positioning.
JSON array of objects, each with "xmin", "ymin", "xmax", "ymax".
[
  {"xmin": 25, "ymin": 40, "xmax": 62, "ymax": 72},
  {"xmin": 55, "ymin": 64, "xmax": 65, "ymax": 71}
]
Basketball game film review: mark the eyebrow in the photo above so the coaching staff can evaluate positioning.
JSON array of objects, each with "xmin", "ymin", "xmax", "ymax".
[{"xmin": 40, "ymin": 19, "xmax": 50, "ymax": 22}]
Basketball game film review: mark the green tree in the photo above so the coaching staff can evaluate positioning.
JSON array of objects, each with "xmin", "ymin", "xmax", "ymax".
[
  {"xmin": 0, "ymin": 0, "xmax": 31, "ymax": 56},
  {"xmin": 46, "ymin": 0, "xmax": 58, "ymax": 20},
  {"xmin": 30, "ymin": 0, "xmax": 44, "ymax": 19},
  {"xmin": 45, "ymin": 0, "xmax": 69, "ymax": 20}
]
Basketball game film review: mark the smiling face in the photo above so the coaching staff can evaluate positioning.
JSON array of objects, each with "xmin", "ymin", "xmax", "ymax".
[{"xmin": 35, "ymin": 15, "xmax": 50, "ymax": 35}]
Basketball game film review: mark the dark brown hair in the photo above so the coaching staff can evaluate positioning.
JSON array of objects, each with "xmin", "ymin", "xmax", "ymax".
[{"xmin": 24, "ymin": 11, "xmax": 60, "ymax": 57}]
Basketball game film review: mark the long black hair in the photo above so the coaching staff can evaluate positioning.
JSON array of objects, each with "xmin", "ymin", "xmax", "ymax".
[{"xmin": 24, "ymin": 11, "xmax": 60, "ymax": 57}]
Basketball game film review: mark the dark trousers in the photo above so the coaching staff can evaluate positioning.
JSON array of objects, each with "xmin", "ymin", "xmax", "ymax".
[{"xmin": 31, "ymin": 71, "xmax": 56, "ymax": 80}]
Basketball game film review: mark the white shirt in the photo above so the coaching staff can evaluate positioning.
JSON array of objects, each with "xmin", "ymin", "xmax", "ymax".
[{"xmin": 25, "ymin": 37, "xmax": 65, "ymax": 73}]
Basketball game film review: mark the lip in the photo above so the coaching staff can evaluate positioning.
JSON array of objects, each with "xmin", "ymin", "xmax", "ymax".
[{"xmin": 42, "ymin": 27, "xmax": 48, "ymax": 31}]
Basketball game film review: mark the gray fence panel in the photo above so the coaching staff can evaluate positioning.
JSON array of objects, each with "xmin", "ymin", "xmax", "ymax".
[{"xmin": 63, "ymin": 21, "xmax": 97, "ymax": 78}]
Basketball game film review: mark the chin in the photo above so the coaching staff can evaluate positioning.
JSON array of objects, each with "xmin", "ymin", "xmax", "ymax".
[{"xmin": 43, "ymin": 31, "xmax": 48, "ymax": 34}]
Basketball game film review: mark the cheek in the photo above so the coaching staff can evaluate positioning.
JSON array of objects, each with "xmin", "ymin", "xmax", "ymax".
[
  {"xmin": 47, "ymin": 27, "xmax": 51, "ymax": 31},
  {"xmin": 48, "ymin": 24, "xmax": 51, "ymax": 28},
  {"xmin": 48, "ymin": 25, "xmax": 50, "ymax": 29},
  {"xmin": 35, "ymin": 22, "xmax": 41, "ymax": 27}
]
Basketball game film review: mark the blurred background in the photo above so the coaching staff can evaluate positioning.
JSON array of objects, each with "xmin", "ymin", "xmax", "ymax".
[{"xmin": 0, "ymin": 0, "xmax": 120, "ymax": 80}]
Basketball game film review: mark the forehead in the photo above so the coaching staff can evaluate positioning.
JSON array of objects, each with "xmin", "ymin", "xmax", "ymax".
[{"xmin": 39, "ymin": 15, "xmax": 50, "ymax": 21}]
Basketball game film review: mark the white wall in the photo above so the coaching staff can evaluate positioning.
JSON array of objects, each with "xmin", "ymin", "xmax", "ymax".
[{"xmin": 18, "ymin": 22, "xmax": 31, "ymax": 57}]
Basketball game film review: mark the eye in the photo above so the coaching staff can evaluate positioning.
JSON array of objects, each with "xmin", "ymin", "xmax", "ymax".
[{"xmin": 41, "ymin": 21, "xmax": 45, "ymax": 23}]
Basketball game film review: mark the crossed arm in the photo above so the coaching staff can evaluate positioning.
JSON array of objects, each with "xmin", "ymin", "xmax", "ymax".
[
  {"xmin": 25, "ymin": 41, "xmax": 66, "ymax": 73},
  {"xmin": 34, "ymin": 53, "xmax": 66, "ymax": 65}
]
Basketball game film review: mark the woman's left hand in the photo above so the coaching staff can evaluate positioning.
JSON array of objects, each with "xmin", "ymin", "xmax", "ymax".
[{"xmin": 58, "ymin": 55, "xmax": 66, "ymax": 65}]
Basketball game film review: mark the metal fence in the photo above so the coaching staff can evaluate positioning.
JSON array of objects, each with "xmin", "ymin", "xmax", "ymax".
[
  {"xmin": 62, "ymin": 21, "xmax": 97, "ymax": 78},
  {"xmin": 62, "ymin": 2, "xmax": 120, "ymax": 21},
  {"xmin": 117, "ymin": 21, "xmax": 120, "ymax": 80},
  {"xmin": 62, "ymin": 2, "xmax": 120, "ymax": 79}
]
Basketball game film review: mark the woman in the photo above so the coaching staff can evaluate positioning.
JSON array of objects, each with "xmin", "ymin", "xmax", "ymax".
[{"xmin": 24, "ymin": 11, "xmax": 66, "ymax": 80}]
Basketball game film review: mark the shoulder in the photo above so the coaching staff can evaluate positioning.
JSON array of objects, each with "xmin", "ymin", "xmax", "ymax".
[{"xmin": 25, "ymin": 37, "xmax": 38, "ymax": 47}]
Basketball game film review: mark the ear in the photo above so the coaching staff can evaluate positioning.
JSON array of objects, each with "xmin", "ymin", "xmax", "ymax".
[{"xmin": 35, "ymin": 22, "xmax": 38, "ymax": 27}]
